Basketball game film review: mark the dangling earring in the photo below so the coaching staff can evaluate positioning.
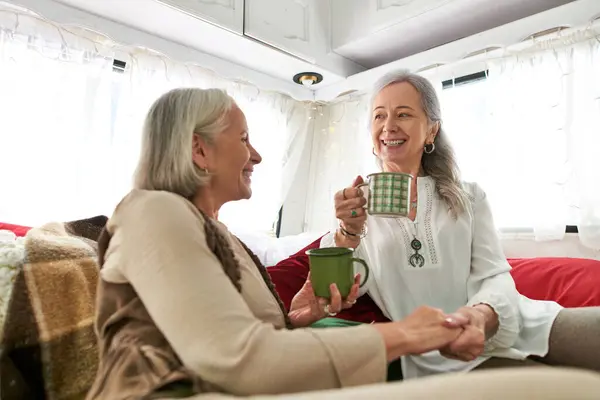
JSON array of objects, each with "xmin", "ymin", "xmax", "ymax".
[{"xmin": 424, "ymin": 143, "xmax": 435, "ymax": 154}]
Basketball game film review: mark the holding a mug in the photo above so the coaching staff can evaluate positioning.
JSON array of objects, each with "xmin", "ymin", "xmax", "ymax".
[
  {"xmin": 287, "ymin": 252, "xmax": 363, "ymax": 327},
  {"xmin": 334, "ymin": 173, "xmax": 414, "ymax": 248},
  {"xmin": 334, "ymin": 175, "xmax": 369, "ymax": 247}
]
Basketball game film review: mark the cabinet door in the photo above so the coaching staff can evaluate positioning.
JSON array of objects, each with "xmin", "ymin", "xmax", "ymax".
[
  {"xmin": 331, "ymin": 0, "xmax": 451, "ymax": 49},
  {"xmin": 371, "ymin": 0, "xmax": 451, "ymax": 31},
  {"xmin": 158, "ymin": 0, "xmax": 244, "ymax": 34},
  {"xmin": 244, "ymin": 0, "xmax": 317, "ymax": 62}
]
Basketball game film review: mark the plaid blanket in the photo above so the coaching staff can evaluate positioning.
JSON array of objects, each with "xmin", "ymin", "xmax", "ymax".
[{"xmin": 0, "ymin": 216, "xmax": 106, "ymax": 400}]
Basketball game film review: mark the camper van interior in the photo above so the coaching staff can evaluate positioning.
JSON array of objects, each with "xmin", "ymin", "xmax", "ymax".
[{"xmin": 1, "ymin": 0, "xmax": 600, "ymax": 398}]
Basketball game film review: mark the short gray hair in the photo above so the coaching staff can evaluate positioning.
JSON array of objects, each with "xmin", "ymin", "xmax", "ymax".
[
  {"xmin": 369, "ymin": 70, "xmax": 469, "ymax": 217},
  {"xmin": 133, "ymin": 88, "xmax": 235, "ymax": 198}
]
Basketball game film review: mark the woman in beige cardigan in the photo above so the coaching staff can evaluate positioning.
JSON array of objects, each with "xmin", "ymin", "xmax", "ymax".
[{"xmin": 87, "ymin": 87, "xmax": 600, "ymax": 400}]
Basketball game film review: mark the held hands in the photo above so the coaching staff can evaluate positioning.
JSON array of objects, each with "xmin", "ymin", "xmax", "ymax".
[
  {"xmin": 334, "ymin": 176, "xmax": 367, "ymax": 241},
  {"xmin": 288, "ymin": 273, "xmax": 361, "ymax": 328},
  {"xmin": 439, "ymin": 305, "xmax": 496, "ymax": 362},
  {"xmin": 374, "ymin": 306, "xmax": 470, "ymax": 362}
]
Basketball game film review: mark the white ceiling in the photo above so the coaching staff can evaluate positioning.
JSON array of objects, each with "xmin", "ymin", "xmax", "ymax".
[{"xmin": 333, "ymin": 0, "xmax": 577, "ymax": 69}]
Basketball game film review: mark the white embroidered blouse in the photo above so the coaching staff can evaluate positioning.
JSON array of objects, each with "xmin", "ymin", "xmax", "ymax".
[{"xmin": 320, "ymin": 177, "xmax": 563, "ymax": 379}]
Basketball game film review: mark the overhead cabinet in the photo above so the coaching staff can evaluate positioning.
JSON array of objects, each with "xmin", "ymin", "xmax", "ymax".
[{"xmin": 243, "ymin": 0, "xmax": 318, "ymax": 63}]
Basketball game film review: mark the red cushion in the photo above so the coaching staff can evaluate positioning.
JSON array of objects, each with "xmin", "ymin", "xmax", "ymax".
[
  {"xmin": 0, "ymin": 223, "xmax": 32, "ymax": 237},
  {"xmin": 267, "ymin": 236, "xmax": 390, "ymax": 324},
  {"xmin": 267, "ymin": 238, "xmax": 316, "ymax": 311},
  {"xmin": 509, "ymin": 257, "xmax": 600, "ymax": 308}
]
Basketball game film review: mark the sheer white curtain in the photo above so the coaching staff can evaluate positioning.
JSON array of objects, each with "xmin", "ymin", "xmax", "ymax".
[
  {"xmin": 304, "ymin": 97, "xmax": 375, "ymax": 233},
  {"xmin": 0, "ymin": 9, "xmax": 117, "ymax": 225},
  {"xmin": 569, "ymin": 38, "xmax": 600, "ymax": 249},
  {"xmin": 0, "ymin": 5, "xmax": 310, "ymax": 233}
]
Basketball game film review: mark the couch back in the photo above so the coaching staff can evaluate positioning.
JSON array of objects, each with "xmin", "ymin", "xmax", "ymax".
[
  {"xmin": 4, "ymin": 222, "xmax": 600, "ymax": 265},
  {"xmin": 501, "ymin": 232, "xmax": 600, "ymax": 260}
]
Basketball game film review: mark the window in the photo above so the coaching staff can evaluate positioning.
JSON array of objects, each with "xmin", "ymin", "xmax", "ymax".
[{"xmin": 441, "ymin": 71, "xmax": 570, "ymax": 230}]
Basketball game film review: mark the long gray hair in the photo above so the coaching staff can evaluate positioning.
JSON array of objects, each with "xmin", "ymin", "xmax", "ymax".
[{"xmin": 369, "ymin": 70, "xmax": 469, "ymax": 217}]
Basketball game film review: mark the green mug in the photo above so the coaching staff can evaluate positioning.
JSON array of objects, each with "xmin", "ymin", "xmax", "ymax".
[{"xmin": 305, "ymin": 247, "xmax": 370, "ymax": 298}]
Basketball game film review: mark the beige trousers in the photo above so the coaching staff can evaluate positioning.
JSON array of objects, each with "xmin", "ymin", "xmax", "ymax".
[{"xmin": 477, "ymin": 307, "xmax": 600, "ymax": 371}]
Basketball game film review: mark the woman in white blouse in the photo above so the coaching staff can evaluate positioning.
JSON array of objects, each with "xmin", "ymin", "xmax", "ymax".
[{"xmin": 322, "ymin": 69, "xmax": 600, "ymax": 379}]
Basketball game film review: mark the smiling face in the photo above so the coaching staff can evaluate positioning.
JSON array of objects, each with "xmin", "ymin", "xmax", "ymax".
[
  {"xmin": 371, "ymin": 82, "xmax": 438, "ymax": 174},
  {"xmin": 194, "ymin": 104, "xmax": 262, "ymax": 208}
]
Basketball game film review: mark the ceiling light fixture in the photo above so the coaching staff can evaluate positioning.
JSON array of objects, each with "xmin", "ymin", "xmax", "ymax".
[{"xmin": 293, "ymin": 72, "xmax": 323, "ymax": 86}]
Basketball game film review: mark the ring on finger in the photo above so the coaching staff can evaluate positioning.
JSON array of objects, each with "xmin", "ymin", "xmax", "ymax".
[
  {"xmin": 344, "ymin": 299, "xmax": 357, "ymax": 306},
  {"xmin": 351, "ymin": 209, "xmax": 358, "ymax": 217},
  {"xmin": 323, "ymin": 304, "xmax": 337, "ymax": 316},
  {"xmin": 342, "ymin": 188, "xmax": 347, "ymax": 200}
]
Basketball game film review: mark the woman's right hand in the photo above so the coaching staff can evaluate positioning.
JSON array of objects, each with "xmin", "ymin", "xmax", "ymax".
[
  {"xmin": 372, "ymin": 306, "xmax": 469, "ymax": 362},
  {"xmin": 334, "ymin": 176, "xmax": 367, "ymax": 245}
]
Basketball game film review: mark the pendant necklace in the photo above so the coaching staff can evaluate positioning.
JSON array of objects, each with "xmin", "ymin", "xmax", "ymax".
[
  {"xmin": 408, "ymin": 220, "xmax": 425, "ymax": 268},
  {"xmin": 397, "ymin": 199, "xmax": 425, "ymax": 268}
]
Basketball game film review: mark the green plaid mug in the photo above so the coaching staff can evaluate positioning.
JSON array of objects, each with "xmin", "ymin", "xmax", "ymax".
[{"xmin": 358, "ymin": 172, "xmax": 413, "ymax": 218}]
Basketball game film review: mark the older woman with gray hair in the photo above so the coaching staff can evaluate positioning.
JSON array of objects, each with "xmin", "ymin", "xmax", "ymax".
[
  {"xmin": 86, "ymin": 87, "xmax": 600, "ymax": 400},
  {"xmin": 324, "ymin": 69, "xmax": 600, "ymax": 379}
]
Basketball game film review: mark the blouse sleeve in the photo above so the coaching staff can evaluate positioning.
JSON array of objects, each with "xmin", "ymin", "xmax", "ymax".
[
  {"xmin": 466, "ymin": 184, "xmax": 521, "ymax": 350},
  {"xmin": 109, "ymin": 191, "xmax": 387, "ymax": 396}
]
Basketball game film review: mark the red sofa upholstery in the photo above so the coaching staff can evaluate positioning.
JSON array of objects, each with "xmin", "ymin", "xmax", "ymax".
[
  {"xmin": 0, "ymin": 223, "xmax": 31, "ymax": 237},
  {"xmin": 510, "ymin": 257, "xmax": 600, "ymax": 308}
]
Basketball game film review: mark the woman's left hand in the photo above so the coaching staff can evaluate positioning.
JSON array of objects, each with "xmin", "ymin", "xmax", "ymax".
[
  {"xmin": 288, "ymin": 273, "xmax": 361, "ymax": 328},
  {"xmin": 439, "ymin": 306, "xmax": 487, "ymax": 361}
]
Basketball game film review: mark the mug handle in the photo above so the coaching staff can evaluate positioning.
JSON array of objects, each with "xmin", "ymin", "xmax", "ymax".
[
  {"xmin": 351, "ymin": 258, "xmax": 370, "ymax": 288},
  {"xmin": 356, "ymin": 182, "xmax": 369, "ymax": 191},
  {"xmin": 356, "ymin": 182, "xmax": 369, "ymax": 207}
]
